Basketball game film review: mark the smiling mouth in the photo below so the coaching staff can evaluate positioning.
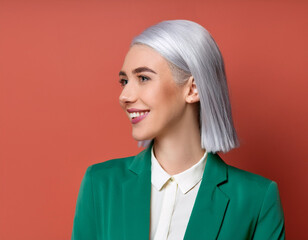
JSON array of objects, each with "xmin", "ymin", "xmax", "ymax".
[
  {"xmin": 129, "ymin": 111, "xmax": 150, "ymax": 120},
  {"xmin": 129, "ymin": 111, "xmax": 150, "ymax": 124}
]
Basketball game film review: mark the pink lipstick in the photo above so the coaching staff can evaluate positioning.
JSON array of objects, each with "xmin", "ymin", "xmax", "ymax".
[
  {"xmin": 127, "ymin": 108, "xmax": 150, "ymax": 124},
  {"xmin": 131, "ymin": 111, "xmax": 150, "ymax": 124}
]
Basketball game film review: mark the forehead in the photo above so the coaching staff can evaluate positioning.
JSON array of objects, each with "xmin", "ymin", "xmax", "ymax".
[{"xmin": 122, "ymin": 44, "xmax": 169, "ymax": 70}]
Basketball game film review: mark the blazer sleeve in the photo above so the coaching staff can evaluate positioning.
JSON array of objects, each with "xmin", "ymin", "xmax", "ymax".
[
  {"xmin": 253, "ymin": 181, "xmax": 285, "ymax": 240},
  {"xmin": 71, "ymin": 166, "xmax": 98, "ymax": 240}
]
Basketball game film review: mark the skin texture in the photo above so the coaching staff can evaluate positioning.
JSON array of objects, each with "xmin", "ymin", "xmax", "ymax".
[{"xmin": 119, "ymin": 44, "xmax": 205, "ymax": 175}]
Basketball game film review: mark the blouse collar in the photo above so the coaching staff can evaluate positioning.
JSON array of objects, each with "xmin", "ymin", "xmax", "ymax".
[{"xmin": 151, "ymin": 145, "xmax": 207, "ymax": 194}]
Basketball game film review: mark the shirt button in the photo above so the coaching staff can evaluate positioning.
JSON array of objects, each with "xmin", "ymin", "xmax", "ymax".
[{"xmin": 170, "ymin": 177, "xmax": 174, "ymax": 182}]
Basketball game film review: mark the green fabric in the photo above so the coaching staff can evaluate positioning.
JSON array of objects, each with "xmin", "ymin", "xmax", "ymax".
[{"xmin": 72, "ymin": 140, "xmax": 285, "ymax": 240}]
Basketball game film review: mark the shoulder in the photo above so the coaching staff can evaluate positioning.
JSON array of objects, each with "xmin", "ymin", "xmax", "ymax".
[
  {"xmin": 210, "ymin": 153, "xmax": 274, "ymax": 192},
  {"xmin": 221, "ymin": 159, "xmax": 279, "ymax": 204},
  {"xmin": 227, "ymin": 163, "xmax": 273, "ymax": 188},
  {"xmin": 84, "ymin": 155, "xmax": 136, "ymax": 183},
  {"xmin": 215, "ymin": 157, "xmax": 285, "ymax": 237},
  {"xmin": 90, "ymin": 155, "xmax": 135, "ymax": 171}
]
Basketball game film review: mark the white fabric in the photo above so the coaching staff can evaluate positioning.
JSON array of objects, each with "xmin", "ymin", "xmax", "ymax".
[{"xmin": 150, "ymin": 145, "xmax": 207, "ymax": 240}]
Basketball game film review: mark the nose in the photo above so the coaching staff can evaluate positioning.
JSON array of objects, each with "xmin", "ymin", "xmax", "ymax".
[{"xmin": 119, "ymin": 83, "xmax": 137, "ymax": 105}]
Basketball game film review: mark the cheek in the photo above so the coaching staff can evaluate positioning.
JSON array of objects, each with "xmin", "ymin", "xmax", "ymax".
[
  {"xmin": 145, "ymin": 84, "xmax": 177, "ymax": 108},
  {"xmin": 148, "ymin": 84, "xmax": 184, "ymax": 116}
]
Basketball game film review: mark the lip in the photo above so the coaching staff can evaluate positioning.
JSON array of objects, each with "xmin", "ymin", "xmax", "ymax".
[{"xmin": 131, "ymin": 111, "xmax": 150, "ymax": 124}]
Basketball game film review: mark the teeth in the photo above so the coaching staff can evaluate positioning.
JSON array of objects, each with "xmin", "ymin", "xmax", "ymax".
[{"xmin": 129, "ymin": 111, "xmax": 149, "ymax": 119}]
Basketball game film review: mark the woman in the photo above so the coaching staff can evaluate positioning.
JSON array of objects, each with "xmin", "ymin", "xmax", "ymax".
[{"xmin": 72, "ymin": 20, "xmax": 285, "ymax": 240}]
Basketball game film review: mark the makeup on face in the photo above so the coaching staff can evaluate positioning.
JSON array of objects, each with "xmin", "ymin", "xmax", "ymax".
[
  {"xmin": 118, "ymin": 44, "xmax": 187, "ymax": 141},
  {"xmin": 127, "ymin": 108, "xmax": 150, "ymax": 124}
]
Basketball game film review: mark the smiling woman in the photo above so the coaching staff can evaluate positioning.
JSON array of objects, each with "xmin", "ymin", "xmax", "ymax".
[
  {"xmin": 118, "ymin": 44, "xmax": 193, "ymax": 147},
  {"xmin": 71, "ymin": 20, "xmax": 285, "ymax": 240}
]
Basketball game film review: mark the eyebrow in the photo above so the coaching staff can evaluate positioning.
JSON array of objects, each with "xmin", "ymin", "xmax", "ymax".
[{"xmin": 119, "ymin": 67, "xmax": 157, "ymax": 76}]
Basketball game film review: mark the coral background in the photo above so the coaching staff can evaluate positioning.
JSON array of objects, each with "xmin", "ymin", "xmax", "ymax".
[{"xmin": 1, "ymin": 0, "xmax": 307, "ymax": 239}]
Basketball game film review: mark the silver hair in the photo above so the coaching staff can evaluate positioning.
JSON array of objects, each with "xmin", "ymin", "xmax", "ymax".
[{"xmin": 131, "ymin": 19, "xmax": 239, "ymax": 153}]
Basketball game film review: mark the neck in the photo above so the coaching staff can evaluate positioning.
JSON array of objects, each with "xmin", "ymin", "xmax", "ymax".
[{"xmin": 153, "ymin": 104, "xmax": 206, "ymax": 175}]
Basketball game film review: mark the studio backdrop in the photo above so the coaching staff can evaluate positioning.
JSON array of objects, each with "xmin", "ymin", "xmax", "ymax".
[{"xmin": 0, "ymin": 0, "xmax": 307, "ymax": 239}]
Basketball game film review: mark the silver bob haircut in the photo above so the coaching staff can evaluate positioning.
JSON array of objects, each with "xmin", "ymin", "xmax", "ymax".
[{"xmin": 131, "ymin": 20, "xmax": 239, "ymax": 153}]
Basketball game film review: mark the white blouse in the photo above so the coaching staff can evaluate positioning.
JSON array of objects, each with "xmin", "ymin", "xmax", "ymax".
[{"xmin": 150, "ymin": 145, "xmax": 207, "ymax": 240}]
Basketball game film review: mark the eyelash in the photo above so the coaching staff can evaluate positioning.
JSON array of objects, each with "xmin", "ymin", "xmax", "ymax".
[
  {"xmin": 139, "ymin": 75, "xmax": 150, "ymax": 82},
  {"xmin": 118, "ymin": 75, "xmax": 150, "ymax": 87},
  {"xmin": 119, "ymin": 79, "xmax": 128, "ymax": 87}
]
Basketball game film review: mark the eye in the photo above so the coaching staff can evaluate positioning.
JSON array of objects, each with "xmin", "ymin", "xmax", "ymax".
[
  {"xmin": 139, "ymin": 75, "xmax": 150, "ymax": 82},
  {"xmin": 119, "ymin": 79, "xmax": 128, "ymax": 87}
]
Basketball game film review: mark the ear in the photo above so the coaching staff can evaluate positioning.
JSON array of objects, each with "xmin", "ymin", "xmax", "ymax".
[{"xmin": 185, "ymin": 76, "xmax": 200, "ymax": 103}]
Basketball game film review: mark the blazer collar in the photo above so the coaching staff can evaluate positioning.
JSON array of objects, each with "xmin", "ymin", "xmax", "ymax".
[
  {"xmin": 127, "ymin": 139, "xmax": 154, "ymax": 175},
  {"xmin": 128, "ymin": 139, "xmax": 227, "ymax": 183},
  {"xmin": 122, "ymin": 140, "xmax": 230, "ymax": 240}
]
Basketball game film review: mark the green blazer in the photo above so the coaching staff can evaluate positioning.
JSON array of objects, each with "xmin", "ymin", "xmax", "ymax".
[{"xmin": 72, "ymin": 141, "xmax": 285, "ymax": 240}]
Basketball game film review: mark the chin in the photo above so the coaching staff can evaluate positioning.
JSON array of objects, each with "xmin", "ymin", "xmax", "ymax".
[
  {"xmin": 131, "ymin": 130, "xmax": 154, "ymax": 142},
  {"xmin": 132, "ymin": 135, "xmax": 148, "ymax": 142}
]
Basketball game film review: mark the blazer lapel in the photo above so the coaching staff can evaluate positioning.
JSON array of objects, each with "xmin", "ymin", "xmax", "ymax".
[
  {"xmin": 122, "ymin": 140, "xmax": 153, "ymax": 240},
  {"xmin": 122, "ymin": 141, "xmax": 230, "ymax": 240},
  {"xmin": 184, "ymin": 153, "xmax": 230, "ymax": 240}
]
